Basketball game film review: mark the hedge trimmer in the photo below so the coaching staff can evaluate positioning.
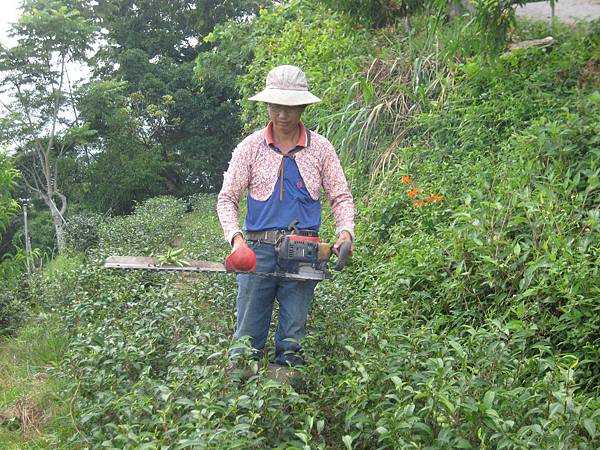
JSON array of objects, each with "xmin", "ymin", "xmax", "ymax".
[{"xmin": 104, "ymin": 228, "xmax": 351, "ymax": 282}]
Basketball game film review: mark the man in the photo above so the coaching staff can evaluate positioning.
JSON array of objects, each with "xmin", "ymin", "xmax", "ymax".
[{"xmin": 217, "ymin": 65, "xmax": 354, "ymax": 370}]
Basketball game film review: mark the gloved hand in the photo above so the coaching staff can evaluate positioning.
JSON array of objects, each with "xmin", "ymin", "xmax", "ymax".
[
  {"xmin": 332, "ymin": 230, "xmax": 353, "ymax": 256},
  {"xmin": 225, "ymin": 235, "xmax": 257, "ymax": 272}
]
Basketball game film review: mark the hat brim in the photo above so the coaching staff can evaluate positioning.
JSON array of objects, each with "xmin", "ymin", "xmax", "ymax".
[{"xmin": 248, "ymin": 88, "xmax": 322, "ymax": 106}]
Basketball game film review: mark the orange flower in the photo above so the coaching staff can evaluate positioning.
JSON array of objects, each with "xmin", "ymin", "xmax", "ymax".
[
  {"xmin": 424, "ymin": 195, "xmax": 444, "ymax": 202},
  {"xmin": 412, "ymin": 200, "xmax": 425, "ymax": 207},
  {"xmin": 407, "ymin": 188, "xmax": 422, "ymax": 198},
  {"xmin": 401, "ymin": 176, "xmax": 412, "ymax": 184}
]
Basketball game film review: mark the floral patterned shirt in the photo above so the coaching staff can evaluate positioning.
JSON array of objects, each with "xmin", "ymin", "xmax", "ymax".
[{"xmin": 217, "ymin": 124, "xmax": 355, "ymax": 244}]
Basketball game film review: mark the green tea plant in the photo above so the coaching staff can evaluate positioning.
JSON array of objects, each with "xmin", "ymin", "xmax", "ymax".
[
  {"xmin": 155, "ymin": 247, "xmax": 189, "ymax": 267},
  {"xmin": 96, "ymin": 196, "xmax": 186, "ymax": 258},
  {"xmin": 183, "ymin": 193, "xmax": 230, "ymax": 262},
  {"xmin": 358, "ymin": 21, "xmax": 600, "ymax": 387},
  {"xmin": 64, "ymin": 212, "xmax": 105, "ymax": 254},
  {"xmin": 15, "ymin": 12, "xmax": 600, "ymax": 450}
]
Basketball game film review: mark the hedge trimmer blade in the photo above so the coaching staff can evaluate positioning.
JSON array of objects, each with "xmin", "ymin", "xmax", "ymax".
[
  {"xmin": 104, "ymin": 256, "xmax": 226, "ymax": 273},
  {"xmin": 103, "ymin": 256, "xmax": 329, "ymax": 281}
]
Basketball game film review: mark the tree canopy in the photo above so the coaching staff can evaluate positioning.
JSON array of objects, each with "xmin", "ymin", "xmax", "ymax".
[{"xmin": 0, "ymin": 0, "xmax": 97, "ymax": 251}]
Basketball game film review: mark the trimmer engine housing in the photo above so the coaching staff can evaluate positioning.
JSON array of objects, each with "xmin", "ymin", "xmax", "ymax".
[{"xmin": 276, "ymin": 235, "xmax": 330, "ymax": 279}]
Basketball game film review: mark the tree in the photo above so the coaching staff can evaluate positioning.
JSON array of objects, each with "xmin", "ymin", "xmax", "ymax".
[
  {"xmin": 92, "ymin": 0, "xmax": 268, "ymax": 64},
  {"xmin": 75, "ymin": 80, "xmax": 166, "ymax": 213},
  {"xmin": 82, "ymin": 0, "xmax": 265, "ymax": 196},
  {"xmin": 0, "ymin": 0, "xmax": 97, "ymax": 252}
]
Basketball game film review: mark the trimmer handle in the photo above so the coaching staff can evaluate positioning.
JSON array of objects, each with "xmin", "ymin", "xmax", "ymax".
[{"xmin": 334, "ymin": 240, "xmax": 352, "ymax": 271}]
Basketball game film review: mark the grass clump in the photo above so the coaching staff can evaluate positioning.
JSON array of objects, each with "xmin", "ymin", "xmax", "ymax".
[{"xmin": 0, "ymin": 318, "xmax": 72, "ymax": 448}]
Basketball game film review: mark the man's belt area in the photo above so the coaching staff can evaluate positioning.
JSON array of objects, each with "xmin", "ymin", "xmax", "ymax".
[{"xmin": 246, "ymin": 229, "xmax": 318, "ymax": 244}]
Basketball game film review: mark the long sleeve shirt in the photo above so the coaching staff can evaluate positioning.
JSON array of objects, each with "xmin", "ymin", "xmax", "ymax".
[{"xmin": 217, "ymin": 124, "xmax": 355, "ymax": 244}]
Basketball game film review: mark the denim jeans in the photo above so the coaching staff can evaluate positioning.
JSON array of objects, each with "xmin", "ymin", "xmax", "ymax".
[{"xmin": 234, "ymin": 240, "xmax": 317, "ymax": 366}]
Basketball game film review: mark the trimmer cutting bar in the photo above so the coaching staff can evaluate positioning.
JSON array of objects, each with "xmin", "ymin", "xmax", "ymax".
[{"xmin": 103, "ymin": 256, "xmax": 330, "ymax": 281}]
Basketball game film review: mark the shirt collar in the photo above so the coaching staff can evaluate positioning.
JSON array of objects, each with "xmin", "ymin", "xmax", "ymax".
[{"xmin": 265, "ymin": 121, "xmax": 308, "ymax": 148}]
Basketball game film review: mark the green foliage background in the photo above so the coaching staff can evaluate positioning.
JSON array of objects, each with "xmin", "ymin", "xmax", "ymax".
[
  {"xmin": 0, "ymin": 153, "xmax": 27, "ymax": 336},
  {"xmin": 0, "ymin": 153, "xmax": 19, "ymax": 236},
  {"xmin": 1, "ymin": 1, "xmax": 600, "ymax": 449},
  {"xmin": 199, "ymin": 0, "xmax": 371, "ymax": 133}
]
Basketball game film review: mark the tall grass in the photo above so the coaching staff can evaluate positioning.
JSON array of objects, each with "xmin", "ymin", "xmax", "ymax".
[
  {"xmin": 326, "ymin": 14, "xmax": 470, "ymax": 178},
  {"xmin": 0, "ymin": 317, "xmax": 72, "ymax": 448}
]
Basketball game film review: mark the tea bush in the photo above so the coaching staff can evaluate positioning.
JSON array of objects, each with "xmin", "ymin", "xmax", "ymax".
[
  {"xmin": 0, "ymin": 277, "xmax": 30, "ymax": 336},
  {"xmin": 306, "ymin": 282, "xmax": 600, "ymax": 449},
  {"xmin": 184, "ymin": 193, "xmax": 229, "ymax": 261},
  {"xmin": 97, "ymin": 196, "xmax": 187, "ymax": 257},
  {"xmin": 358, "ymin": 23, "xmax": 600, "ymax": 388},
  {"xmin": 23, "ymin": 18, "xmax": 600, "ymax": 450},
  {"xmin": 64, "ymin": 211, "xmax": 105, "ymax": 253}
]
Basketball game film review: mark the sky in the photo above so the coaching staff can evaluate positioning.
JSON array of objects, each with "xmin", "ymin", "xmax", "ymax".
[
  {"xmin": 0, "ymin": 0, "xmax": 22, "ymax": 48},
  {"xmin": 0, "ymin": 0, "xmax": 22, "ymax": 127}
]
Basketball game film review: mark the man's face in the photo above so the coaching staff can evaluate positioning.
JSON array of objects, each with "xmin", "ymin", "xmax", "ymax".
[{"xmin": 267, "ymin": 103, "xmax": 305, "ymax": 133}]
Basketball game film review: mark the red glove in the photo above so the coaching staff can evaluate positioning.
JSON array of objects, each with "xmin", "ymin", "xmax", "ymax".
[{"xmin": 225, "ymin": 245, "xmax": 257, "ymax": 272}]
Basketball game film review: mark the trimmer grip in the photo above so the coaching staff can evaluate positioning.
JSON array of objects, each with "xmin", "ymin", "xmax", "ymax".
[{"xmin": 334, "ymin": 240, "xmax": 352, "ymax": 271}]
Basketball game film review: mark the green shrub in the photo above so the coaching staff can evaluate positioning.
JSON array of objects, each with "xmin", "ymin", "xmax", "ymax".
[
  {"xmin": 0, "ymin": 152, "xmax": 19, "ymax": 234},
  {"xmin": 321, "ymin": 0, "xmax": 428, "ymax": 27},
  {"xmin": 64, "ymin": 212, "xmax": 105, "ymax": 253},
  {"xmin": 0, "ymin": 266, "xmax": 32, "ymax": 336},
  {"xmin": 29, "ymin": 14, "xmax": 600, "ymax": 450},
  {"xmin": 359, "ymin": 23, "xmax": 600, "ymax": 388},
  {"xmin": 184, "ymin": 193, "xmax": 229, "ymax": 261},
  {"xmin": 11, "ymin": 205, "xmax": 57, "ymax": 256},
  {"xmin": 0, "ymin": 152, "xmax": 25, "ymax": 335},
  {"xmin": 187, "ymin": 192, "xmax": 218, "ymax": 214},
  {"xmin": 201, "ymin": 0, "xmax": 373, "ymax": 133},
  {"xmin": 97, "ymin": 196, "xmax": 186, "ymax": 257},
  {"xmin": 0, "ymin": 287, "xmax": 24, "ymax": 336}
]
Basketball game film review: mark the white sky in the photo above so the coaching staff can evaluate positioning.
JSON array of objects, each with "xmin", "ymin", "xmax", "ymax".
[{"xmin": 0, "ymin": 0, "xmax": 22, "ymax": 48}]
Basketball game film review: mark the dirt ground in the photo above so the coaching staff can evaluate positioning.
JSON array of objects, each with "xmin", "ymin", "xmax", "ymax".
[{"xmin": 516, "ymin": 0, "xmax": 600, "ymax": 23}]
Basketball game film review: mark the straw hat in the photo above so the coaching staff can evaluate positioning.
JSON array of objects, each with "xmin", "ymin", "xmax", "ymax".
[{"xmin": 249, "ymin": 65, "xmax": 322, "ymax": 106}]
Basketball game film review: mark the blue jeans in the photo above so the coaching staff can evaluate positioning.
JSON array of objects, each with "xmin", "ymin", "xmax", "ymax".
[{"xmin": 234, "ymin": 240, "xmax": 317, "ymax": 366}]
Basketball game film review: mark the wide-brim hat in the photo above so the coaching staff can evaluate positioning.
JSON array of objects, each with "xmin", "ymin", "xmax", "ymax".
[{"xmin": 249, "ymin": 65, "xmax": 322, "ymax": 106}]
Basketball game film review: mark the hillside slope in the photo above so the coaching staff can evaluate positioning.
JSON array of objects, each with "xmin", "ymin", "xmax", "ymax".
[{"xmin": 2, "ymin": 14, "xmax": 599, "ymax": 450}]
